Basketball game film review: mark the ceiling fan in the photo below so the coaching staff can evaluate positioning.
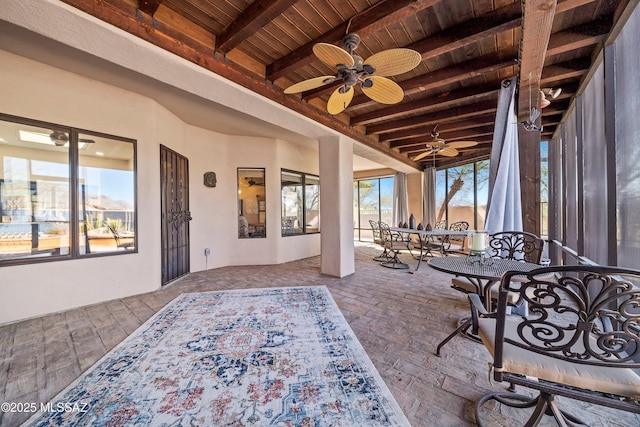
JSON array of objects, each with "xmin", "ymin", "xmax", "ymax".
[
  {"xmin": 284, "ymin": 33, "xmax": 422, "ymax": 115},
  {"xmin": 50, "ymin": 131, "xmax": 95, "ymax": 147},
  {"xmin": 245, "ymin": 177, "xmax": 265, "ymax": 187},
  {"xmin": 412, "ymin": 126, "xmax": 478, "ymax": 161}
]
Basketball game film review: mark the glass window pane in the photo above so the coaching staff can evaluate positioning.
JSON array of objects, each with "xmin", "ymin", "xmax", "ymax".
[
  {"xmin": 476, "ymin": 160, "xmax": 490, "ymax": 230},
  {"xmin": 305, "ymin": 175, "xmax": 319, "ymax": 233},
  {"xmin": 238, "ymin": 168, "xmax": 266, "ymax": 238},
  {"xmin": 358, "ymin": 179, "xmax": 380, "ymax": 227},
  {"xmin": 435, "ymin": 169, "xmax": 447, "ymax": 224},
  {"xmin": 281, "ymin": 171, "xmax": 302, "ymax": 236},
  {"xmin": 78, "ymin": 134, "xmax": 135, "ymax": 254},
  {"xmin": 447, "ymin": 165, "xmax": 475, "ymax": 226},
  {"xmin": 353, "ymin": 181, "xmax": 359, "ymax": 234},
  {"xmin": 0, "ymin": 120, "xmax": 70, "ymax": 261},
  {"xmin": 540, "ymin": 142, "xmax": 549, "ymax": 239},
  {"xmin": 380, "ymin": 177, "xmax": 394, "ymax": 225}
]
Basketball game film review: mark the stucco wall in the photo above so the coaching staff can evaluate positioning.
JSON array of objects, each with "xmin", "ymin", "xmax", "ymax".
[{"xmin": 0, "ymin": 49, "xmax": 320, "ymax": 324}]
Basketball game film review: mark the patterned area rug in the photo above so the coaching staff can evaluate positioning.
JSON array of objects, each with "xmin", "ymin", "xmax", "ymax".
[{"xmin": 24, "ymin": 286, "xmax": 410, "ymax": 426}]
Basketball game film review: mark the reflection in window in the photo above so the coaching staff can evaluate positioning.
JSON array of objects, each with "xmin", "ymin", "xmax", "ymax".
[
  {"xmin": 238, "ymin": 168, "xmax": 266, "ymax": 238},
  {"xmin": 78, "ymin": 134, "xmax": 136, "ymax": 254},
  {"xmin": 0, "ymin": 114, "xmax": 136, "ymax": 265},
  {"xmin": 281, "ymin": 170, "xmax": 319, "ymax": 236}
]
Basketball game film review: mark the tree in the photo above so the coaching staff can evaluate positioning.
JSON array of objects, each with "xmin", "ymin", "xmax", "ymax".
[{"xmin": 436, "ymin": 161, "xmax": 489, "ymax": 221}]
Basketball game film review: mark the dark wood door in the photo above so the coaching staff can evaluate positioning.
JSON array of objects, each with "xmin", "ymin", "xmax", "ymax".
[{"xmin": 160, "ymin": 145, "xmax": 192, "ymax": 285}]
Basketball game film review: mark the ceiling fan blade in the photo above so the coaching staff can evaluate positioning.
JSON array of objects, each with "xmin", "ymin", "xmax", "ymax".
[
  {"xmin": 446, "ymin": 140, "xmax": 478, "ymax": 149},
  {"xmin": 364, "ymin": 48, "xmax": 422, "ymax": 77},
  {"xmin": 284, "ymin": 76, "xmax": 335, "ymax": 94},
  {"xmin": 327, "ymin": 86, "xmax": 354, "ymax": 115},
  {"xmin": 413, "ymin": 149, "xmax": 434, "ymax": 161},
  {"xmin": 313, "ymin": 43, "xmax": 355, "ymax": 68},
  {"xmin": 361, "ymin": 76, "xmax": 404, "ymax": 104},
  {"xmin": 439, "ymin": 147, "xmax": 459, "ymax": 157}
]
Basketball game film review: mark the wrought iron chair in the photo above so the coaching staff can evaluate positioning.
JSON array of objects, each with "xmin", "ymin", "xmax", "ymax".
[
  {"xmin": 470, "ymin": 265, "xmax": 640, "ymax": 426},
  {"xmin": 436, "ymin": 231, "xmax": 545, "ymax": 355},
  {"xmin": 378, "ymin": 221, "xmax": 410, "ymax": 269},
  {"xmin": 369, "ymin": 220, "xmax": 392, "ymax": 261},
  {"xmin": 107, "ymin": 225, "xmax": 134, "ymax": 249},
  {"xmin": 440, "ymin": 220, "xmax": 470, "ymax": 255}
]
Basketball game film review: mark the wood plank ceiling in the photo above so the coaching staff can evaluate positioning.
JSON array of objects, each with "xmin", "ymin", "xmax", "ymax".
[{"xmin": 61, "ymin": 0, "xmax": 629, "ymax": 169}]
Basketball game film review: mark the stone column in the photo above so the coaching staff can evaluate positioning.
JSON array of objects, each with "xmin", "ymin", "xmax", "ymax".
[{"xmin": 319, "ymin": 135, "xmax": 355, "ymax": 277}]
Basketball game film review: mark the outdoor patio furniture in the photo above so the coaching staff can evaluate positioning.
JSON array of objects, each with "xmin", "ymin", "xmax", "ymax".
[
  {"xmin": 369, "ymin": 220, "xmax": 392, "ymax": 262},
  {"xmin": 281, "ymin": 216, "xmax": 296, "ymax": 235},
  {"xmin": 378, "ymin": 221, "xmax": 410, "ymax": 269},
  {"xmin": 412, "ymin": 219, "xmax": 447, "ymax": 256},
  {"xmin": 439, "ymin": 221, "xmax": 470, "ymax": 255},
  {"xmin": 470, "ymin": 265, "xmax": 640, "ymax": 426},
  {"xmin": 429, "ymin": 256, "xmax": 540, "ymax": 356},
  {"xmin": 435, "ymin": 231, "xmax": 546, "ymax": 355},
  {"xmin": 107, "ymin": 225, "xmax": 134, "ymax": 250},
  {"xmin": 451, "ymin": 231, "xmax": 545, "ymax": 299}
]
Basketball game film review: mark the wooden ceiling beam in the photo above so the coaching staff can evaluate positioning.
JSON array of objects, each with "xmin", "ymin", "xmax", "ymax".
[
  {"xmin": 545, "ymin": 17, "xmax": 612, "ymax": 58},
  {"xmin": 366, "ymin": 98, "xmax": 499, "ymax": 134},
  {"xmin": 517, "ymin": 0, "xmax": 557, "ymax": 123},
  {"xmin": 352, "ymin": 87, "xmax": 500, "ymax": 126},
  {"xmin": 216, "ymin": 0, "xmax": 299, "ymax": 54},
  {"xmin": 408, "ymin": 143, "xmax": 492, "ymax": 159},
  {"xmin": 266, "ymin": 0, "xmax": 442, "ymax": 81},
  {"xmin": 540, "ymin": 57, "xmax": 591, "ymax": 83},
  {"xmin": 406, "ymin": 1, "xmax": 522, "ymax": 62},
  {"xmin": 138, "ymin": 0, "xmax": 163, "ymax": 16},
  {"xmin": 435, "ymin": 150, "xmax": 492, "ymax": 168},
  {"xmin": 396, "ymin": 126, "xmax": 495, "ymax": 152},
  {"xmin": 383, "ymin": 114, "xmax": 496, "ymax": 143}
]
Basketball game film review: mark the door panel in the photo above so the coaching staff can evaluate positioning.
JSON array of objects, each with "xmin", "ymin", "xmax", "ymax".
[{"xmin": 160, "ymin": 145, "xmax": 191, "ymax": 285}]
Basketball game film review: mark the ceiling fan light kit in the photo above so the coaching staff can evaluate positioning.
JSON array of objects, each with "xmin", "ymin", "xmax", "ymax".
[{"xmin": 284, "ymin": 33, "xmax": 421, "ymax": 115}]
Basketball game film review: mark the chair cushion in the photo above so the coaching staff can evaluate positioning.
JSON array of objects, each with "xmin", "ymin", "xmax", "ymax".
[
  {"xmin": 477, "ymin": 316, "xmax": 640, "ymax": 398},
  {"xmin": 451, "ymin": 278, "xmax": 521, "ymax": 305},
  {"xmin": 384, "ymin": 241, "xmax": 408, "ymax": 250}
]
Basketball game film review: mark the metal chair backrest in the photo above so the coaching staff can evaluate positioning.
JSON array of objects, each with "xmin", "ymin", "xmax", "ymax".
[
  {"xmin": 378, "ymin": 221, "xmax": 395, "ymax": 244},
  {"xmin": 487, "ymin": 231, "xmax": 544, "ymax": 263},
  {"xmin": 449, "ymin": 221, "xmax": 469, "ymax": 232},
  {"xmin": 495, "ymin": 265, "xmax": 640, "ymax": 373},
  {"xmin": 369, "ymin": 219, "xmax": 381, "ymax": 243},
  {"xmin": 434, "ymin": 219, "xmax": 448, "ymax": 230}
]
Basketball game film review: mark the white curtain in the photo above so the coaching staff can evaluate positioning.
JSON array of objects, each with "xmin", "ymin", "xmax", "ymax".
[
  {"xmin": 422, "ymin": 167, "xmax": 436, "ymax": 228},
  {"xmin": 485, "ymin": 77, "xmax": 522, "ymax": 233},
  {"xmin": 393, "ymin": 172, "xmax": 409, "ymax": 226}
]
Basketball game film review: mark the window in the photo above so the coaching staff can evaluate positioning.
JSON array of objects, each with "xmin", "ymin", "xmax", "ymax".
[
  {"xmin": 0, "ymin": 114, "xmax": 137, "ymax": 265},
  {"xmin": 281, "ymin": 169, "xmax": 319, "ymax": 236},
  {"xmin": 435, "ymin": 160, "xmax": 489, "ymax": 230},
  {"xmin": 353, "ymin": 176, "xmax": 393, "ymax": 241},
  {"xmin": 540, "ymin": 141, "xmax": 549, "ymax": 239},
  {"xmin": 237, "ymin": 168, "xmax": 266, "ymax": 238}
]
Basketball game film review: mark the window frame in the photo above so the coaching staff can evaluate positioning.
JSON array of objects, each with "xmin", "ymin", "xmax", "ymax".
[
  {"xmin": 0, "ymin": 113, "xmax": 138, "ymax": 266},
  {"xmin": 280, "ymin": 168, "xmax": 320, "ymax": 236}
]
